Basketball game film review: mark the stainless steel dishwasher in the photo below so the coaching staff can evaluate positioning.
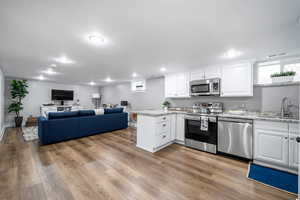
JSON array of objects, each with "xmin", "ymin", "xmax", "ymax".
[{"xmin": 218, "ymin": 117, "xmax": 253, "ymax": 159}]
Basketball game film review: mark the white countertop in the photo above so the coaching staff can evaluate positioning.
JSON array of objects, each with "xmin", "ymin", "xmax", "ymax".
[{"xmin": 131, "ymin": 109, "xmax": 299, "ymax": 123}]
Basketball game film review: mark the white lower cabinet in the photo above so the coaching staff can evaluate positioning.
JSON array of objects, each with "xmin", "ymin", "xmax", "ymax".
[
  {"xmin": 175, "ymin": 114, "xmax": 185, "ymax": 144},
  {"xmin": 170, "ymin": 114, "xmax": 177, "ymax": 141},
  {"xmin": 137, "ymin": 114, "xmax": 174, "ymax": 152},
  {"xmin": 289, "ymin": 134, "xmax": 299, "ymax": 170},
  {"xmin": 254, "ymin": 128, "xmax": 289, "ymax": 167},
  {"xmin": 254, "ymin": 120, "xmax": 299, "ymax": 173}
]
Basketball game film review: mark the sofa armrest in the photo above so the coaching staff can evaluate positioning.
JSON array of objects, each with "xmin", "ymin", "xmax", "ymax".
[{"xmin": 38, "ymin": 116, "xmax": 47, "ymax": 144}]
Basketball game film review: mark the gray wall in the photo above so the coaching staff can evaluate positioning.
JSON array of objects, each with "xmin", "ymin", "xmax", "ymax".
[
  {"xmin": 0, "ymin": 67, "xmax": 4, "ymax": 139},
  {"xmin": 100, "ymin": 77, "xmax": 299, "ymax": 114},
  {"xmin": 100, "ymin": 78, "xmax": 165, "ymax": 110},
  {"xmin": 5, "ymin": 78, "xmax": 99, "ymax": 126}
]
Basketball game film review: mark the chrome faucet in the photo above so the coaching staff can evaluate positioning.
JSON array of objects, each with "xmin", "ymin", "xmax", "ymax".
[{"xmin": 280, "ymin": 97, "xmax": 290, "ymax": 118}]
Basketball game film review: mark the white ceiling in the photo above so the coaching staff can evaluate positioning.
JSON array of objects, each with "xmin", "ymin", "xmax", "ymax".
[{"xmin": 0, "ymin": 0, "xmax": 300, "ymax": 85}]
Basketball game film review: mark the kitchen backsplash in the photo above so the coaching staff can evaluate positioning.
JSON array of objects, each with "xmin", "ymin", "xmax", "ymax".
[{"xmin": 168, "ymin": 85, "xmax": 299, "ymax": 113}]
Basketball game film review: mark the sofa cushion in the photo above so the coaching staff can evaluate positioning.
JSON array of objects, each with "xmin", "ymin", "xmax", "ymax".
[
  {"xmin": 104, "ymin": 108, "xmax": 124, "ymax": 114},
  {"xmin": 48, "ymin": 111, "xmax": 79, "ymax": 120},
  {"xmin": 79, "ymin": 110, "xmax": 95, "ymax": 117}
]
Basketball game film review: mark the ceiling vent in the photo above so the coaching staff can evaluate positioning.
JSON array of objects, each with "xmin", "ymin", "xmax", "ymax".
[{"xmin": 266, "ymin": 52, "xmax": 287, "ymax": 59}]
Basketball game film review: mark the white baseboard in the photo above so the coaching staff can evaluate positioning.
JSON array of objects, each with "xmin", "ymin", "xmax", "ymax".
[{"xmin": 174, "ymin": 139, "xmax": 185, "ymax": 145}]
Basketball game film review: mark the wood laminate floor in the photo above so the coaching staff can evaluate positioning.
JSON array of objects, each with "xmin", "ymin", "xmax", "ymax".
[{"xmin": 0, "ymin": 127, "xmax": 296, "ymax": 200}]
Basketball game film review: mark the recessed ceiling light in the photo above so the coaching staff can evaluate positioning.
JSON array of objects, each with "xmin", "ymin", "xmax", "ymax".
[
  {"xmin": 132, "ymin": 73, "xmax": 138, "ymax": 77},
  {"xmin": 160, "ymin": 67, "xmax": 166, "ymax": 72},
  {"xmin": 105, "ymin": 77, "xmax": 112, "ymax": 82},
  {"xmin": 42, "ymin": 68, "xmax": 58, "ymax": 75},
  {"xmin": 50, "ymin": 64, "xmax": 57, "ymax": 67},
  {"xmin": 222, "ymin": 49, "xmax": 243, "ymax": 59},
  {"xmin": 90, "ymin": 81, "xmax": 96, "ymax": 86},
  {"xmin": 54, "ymin": 56, "xmax": 74, "ymax": 64},
  {"xmin": 87, "ymin": 33, "xmax": 106, "ymax": 46},
  {"xmin": 37, "ymin": 75, "xmax": 45, "ymax": 80}
]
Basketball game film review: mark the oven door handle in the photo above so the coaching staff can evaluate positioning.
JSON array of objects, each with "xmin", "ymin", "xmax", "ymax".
[{"xmin": 184, "ymin": 116, "xmax": 200, "ymax": 121}]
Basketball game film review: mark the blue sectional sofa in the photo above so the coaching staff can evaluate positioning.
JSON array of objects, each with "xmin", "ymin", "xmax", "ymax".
[{"xmin": 38, "ymin": 108, "xmax": 128, "ymax": 145}]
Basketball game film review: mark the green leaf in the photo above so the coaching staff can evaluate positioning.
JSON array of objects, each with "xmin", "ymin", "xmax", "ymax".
[
  {"xmin": 270, "ymin": 71, "xmax": 296, "ymax": 78},
  {"xmin": 8, "ymin": 80, "xmax": 29, "ymax": 117}
]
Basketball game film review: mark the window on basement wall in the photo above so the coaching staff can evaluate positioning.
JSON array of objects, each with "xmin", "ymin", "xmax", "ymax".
[
  {"xmin": 131, "ymin": 80, "xmax": 146, "ymax": 92},
  {"xmin": 256, "ymin": 63, "xmax": 281, "ymax": 84},
  {"xmin": 283, "ymin": 62, "xmax": 300, "ymax": 74},
  {"xmin": 256, "ymin": 57, "xmax": 300, "ymax": 84}
]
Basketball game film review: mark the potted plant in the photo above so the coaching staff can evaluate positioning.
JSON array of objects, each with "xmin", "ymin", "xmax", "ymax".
[
  {"xmin": 271, "ymin": 71, "xmax": 296, "ymax": 83},
  {"xmin": 162, "ymin": 100, "xmax": 171, "ymax": 111},
  {"xmin": 8, "ymin": 80, "xmax": 29, "ymax": 127}
]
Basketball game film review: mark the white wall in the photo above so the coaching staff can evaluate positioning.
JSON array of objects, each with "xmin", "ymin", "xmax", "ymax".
[
  {"xmin": 5, "ymin": 78, "xmax": 99, "ymax": 126},
  {"xmin": 0, "ymin": 67, "xmax": 5, "ymax": 140},
  {"xmin": 100, "ymin": 78, "xmax": 165, "ymax": 110}
]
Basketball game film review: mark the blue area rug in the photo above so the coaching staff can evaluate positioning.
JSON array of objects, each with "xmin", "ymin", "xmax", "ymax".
[{"xmin": 248, "ymin": 163, "xmax": 298, "ymax": 194}]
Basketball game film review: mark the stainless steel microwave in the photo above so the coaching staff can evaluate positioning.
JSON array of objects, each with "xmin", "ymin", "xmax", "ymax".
[{"xmin": 190, "ymin": 78, "xmax": 220, "ymax": 96}]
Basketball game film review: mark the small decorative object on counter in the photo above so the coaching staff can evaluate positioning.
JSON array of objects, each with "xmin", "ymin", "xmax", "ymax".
[
  {"xmin": 271, "ymin": 71, "xmax": 296, "ymax": 83},
  {"xmin": 162, "ymin": 100, "xmax": 171, "ymax": 111}
]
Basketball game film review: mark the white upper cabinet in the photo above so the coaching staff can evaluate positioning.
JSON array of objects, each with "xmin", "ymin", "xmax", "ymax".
[
  {"xmin": 221, "ymin": 62, "xmax": 253, "ymax": 97},
  {"xmin": 190, "ymin": 66, "xmax": 221, "ymax": 81},
  {"xmin": 190, "ymin": 70, "xmax": 205, "ymax": 81},
  {"xmin": 165, "ymin": 72, "xmax": 190, "ymax": 98},
  {"xmin": 176, "ymin": 73, "xmax": 189, "ymax": 97},
  {"xmin": 165, "ymin": 74, "xmax": 177, "ymax": 97},
  {"xmin": 204, "ymin": 66, "xmax": 221, "ymax": 79}
]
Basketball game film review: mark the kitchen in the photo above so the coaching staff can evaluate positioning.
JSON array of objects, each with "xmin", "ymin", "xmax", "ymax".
[{"xmin": 135, "ymin": 59, "xmax": 299, "ymax": 193}]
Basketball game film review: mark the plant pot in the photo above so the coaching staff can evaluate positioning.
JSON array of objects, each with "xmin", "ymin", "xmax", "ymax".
[
  {"xmin": 271, "ymin": 76, "xmax": 295, "ymax": 83},
  {"xmin": 15, "ymin": 117, "xmax": 23, "ymax": 127}
]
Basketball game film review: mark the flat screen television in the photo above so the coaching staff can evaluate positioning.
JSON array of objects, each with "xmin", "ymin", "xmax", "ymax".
[{"xmin": 51, "ymin": 89, "xmax": 74, "ymax": 101}]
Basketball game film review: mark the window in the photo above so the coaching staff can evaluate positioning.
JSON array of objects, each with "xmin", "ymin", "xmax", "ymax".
[
  {"xmin": 131, "ymin": 80, "xmax": 146, "ymax": 92},
  {"xmin": 257, "ymin": 64, "xmax": 281, "ymax": 84},
  {"xmin": 256, "ymin": 58, "xmax": 300, "ymax": 84},
  {"xmin": 283, "ymin": 63, "xmax": 300, "ymax": 74}
]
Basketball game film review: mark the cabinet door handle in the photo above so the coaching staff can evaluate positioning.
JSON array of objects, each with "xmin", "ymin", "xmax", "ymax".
[
  {"xmin": 162, "ymin": 124, "xmax": 166, "ymax": 127},
  {"xmin": 162, "ymin": 135, "xmax": 166, "ymax": 138},
  {"xmin": 284, "ymin": 137, "xmax": 288, "ymax": 140},
  {"xmin": 297, "ymin": 137, "xmax": 300, "ymax": 143},
  {"xmin": 163, "ymin": 117, "xmax": 166, "ymax": 120}
]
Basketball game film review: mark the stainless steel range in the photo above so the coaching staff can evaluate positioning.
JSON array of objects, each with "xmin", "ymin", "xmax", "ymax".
[{"xmin": 185, "ymin": 102, "xmax": 223, "ymax": 154}]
